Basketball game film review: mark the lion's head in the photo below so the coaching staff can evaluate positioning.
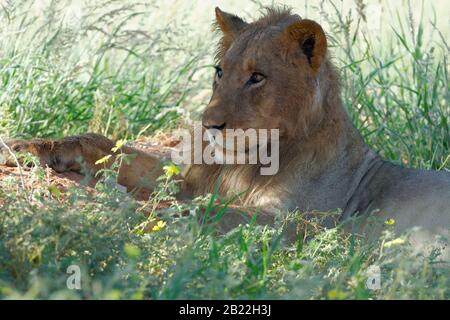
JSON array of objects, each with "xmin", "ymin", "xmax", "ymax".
[{"xmin": 202, "ymin": 7, "xmax": 338, "ymax": 143}]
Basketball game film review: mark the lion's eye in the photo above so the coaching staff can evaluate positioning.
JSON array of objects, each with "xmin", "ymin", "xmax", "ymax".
[
  {"xmin": 214, "ymin": 66, "xmax": 223, "ymax": 81},
  {"xmin": 246, "ymin": 72, "xmax": 266, "ymax": 86}
]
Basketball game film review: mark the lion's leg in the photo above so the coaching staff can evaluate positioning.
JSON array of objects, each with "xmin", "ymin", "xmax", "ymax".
[
  {"xmin": 117, "ymin": 144, "xmax": 167, "ymax": 192},
  {"xmin": 1, "ymin": 134, "xmax": 111, "ymax": 172},
  {"xmin": 0, "ymin": 133, "xmax": 166, "ymax": 191}
]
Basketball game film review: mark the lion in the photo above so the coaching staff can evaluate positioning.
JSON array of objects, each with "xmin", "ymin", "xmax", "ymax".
[{"xmin": 1, "ymin": 7, "xmax": 449, "ymax": 254}]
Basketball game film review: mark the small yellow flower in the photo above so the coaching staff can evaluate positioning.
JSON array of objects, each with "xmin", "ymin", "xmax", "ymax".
[
  {"xmin": 95, "ymin": 154, "xmax": 112, "ymax": 165},
  {"xmin": 384, "ymin": 218, "xmax": 395, "ymax": 225},
  {"xmin": 163, "ymin": 163, "xmax": 180, "ymax": 178},
  {"xmin": 327, "ymin": 289, "xmax": 347, "ymax": 300},
  {"xmin": 384, "ymin": 238, "xmax": 406, "ymax": 248},
  {"xmin": 111, "ymin": 139, "xmax": 126, "ymax": 153},
  {"xmin": 152, "ymin": 220, "xmax": 167, "ymax": 232}
]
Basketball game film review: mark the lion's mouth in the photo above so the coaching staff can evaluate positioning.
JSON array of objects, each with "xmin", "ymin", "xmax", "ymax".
[{"xmin": 212, "ymin": 141, "xmax": 262, "ymax": 153}]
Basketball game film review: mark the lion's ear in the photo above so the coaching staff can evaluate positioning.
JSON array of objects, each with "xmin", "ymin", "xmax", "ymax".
[
  {"xmin": 279, "ymin": 19, "xmax": 327, "ymax": 72},
  {"xmin": 214, "ymin": 7, "xmax": 247, "ymax": 39}
]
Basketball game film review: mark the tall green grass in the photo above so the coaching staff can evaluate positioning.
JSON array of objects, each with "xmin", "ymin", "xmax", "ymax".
[
  {"xmin": 319, "ymin": 0, "xmax": 449, "ymax": 169},
  {"xmin": 0, "ymin": 0, "xmax": 211, "ymax": 139},
  {"xmin": 1, "ymin": 1, "xmax": 447, "ymax": 168},
  {"xmin": 1, "ymin": 1, "xmax": 448, "ymax": 168}
]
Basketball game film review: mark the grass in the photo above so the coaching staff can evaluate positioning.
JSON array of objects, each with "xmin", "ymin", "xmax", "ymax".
[
  {"xmin": 0, "ymin": 0, "xmax": 449, "ymax": 299},
  {"xmin": 0, "ymin": 0, "xmax": 210, "ymax": 139},
  {"xmin": 1, "ymin": 163, "xmax": 448, "ymax": 299}
]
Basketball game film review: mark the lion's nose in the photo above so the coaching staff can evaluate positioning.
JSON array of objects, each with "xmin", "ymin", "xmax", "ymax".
[
  {"xmin": 202, "ymin": 107, "xmax": 227, "ymax": 130},
  {"xmin": 203, "ymin": 122, "xmax": 226, "ymax": 130}
]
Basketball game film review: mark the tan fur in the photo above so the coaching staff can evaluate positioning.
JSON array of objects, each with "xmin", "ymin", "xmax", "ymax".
[{"xmin": 2, "ymin": 7, "xmax": 449, "ymax": 255}]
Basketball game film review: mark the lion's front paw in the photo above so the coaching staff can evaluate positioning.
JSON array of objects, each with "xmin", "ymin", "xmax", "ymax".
[{"xmin": 0, "ymin": 139, "xmax": 29, "ymax": 166}]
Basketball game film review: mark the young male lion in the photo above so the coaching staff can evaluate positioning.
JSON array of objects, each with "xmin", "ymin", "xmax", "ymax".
[{"xmin": 1, "ymin": 7, "xmax": 449, "ymax": 252}]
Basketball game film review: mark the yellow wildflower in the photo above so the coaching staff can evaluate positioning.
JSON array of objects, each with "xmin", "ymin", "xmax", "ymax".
[
  {"xmin": 152, "ymin": 220, "xmax": 167, "ymax": 232},
  {"xmin": 384, "ymin": 238, "xmax": 406, "ymax": 248},
  {"xmin": 163, "ymin": 163, "xmax": 180, "ymax": 178},
  {"xmin": 95, "ymin": 154, "xmax": 112, "ymax": 165},
  {"xmin": 111, "ymin": 139, "xmax": 126, "ymax": 153},
  {"xmin": 384, "ymin": 218, "xmax": 395, "ymax": 225}
]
